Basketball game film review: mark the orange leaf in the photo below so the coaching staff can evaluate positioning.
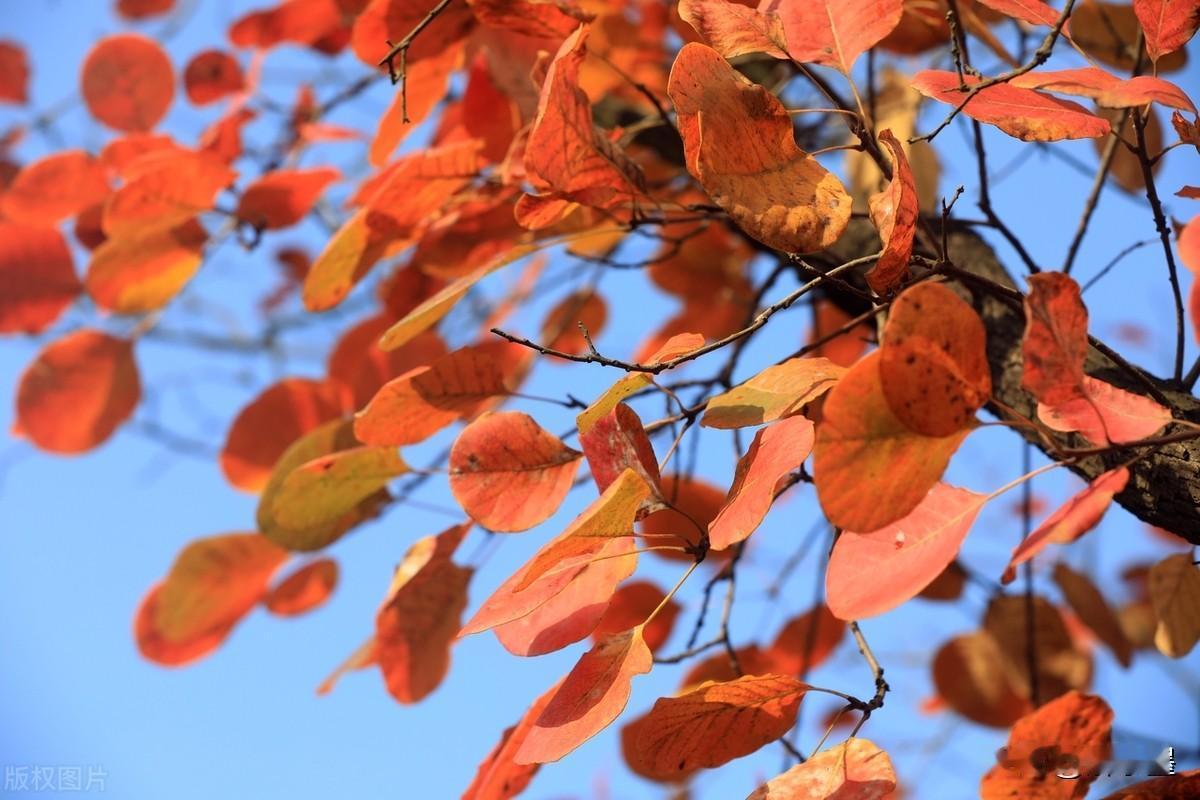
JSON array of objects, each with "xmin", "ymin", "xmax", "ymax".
[
  {"xmin": 827, "ymin": 483, "xmax": 985, "ymax": 619},
  {"xmin": 1052, "ymin": 562, "xmax": 1133, "ymax": 668},
  {"xmin": 709, "ymin": 415, "xmax": 814, "ymax": 550},
  {"xmin": 263, "ymin": 558, "xmax": 339, "ymax": 617},
  {"xmin": 376, "ymin": 523, "xmax": 473, "ymax": 703},
  {"xmin": 0, "ymin": 222, "xmax": 80, "ymax": 334},
  {"xmin": 983, "ymin": 595, "xmax": 1092, "ymax": 701},
  {"xmin": 591, "ymin": 580, "xmax": 680, "ymax": 654},
  {"xmin": 514, "ymin": 627, "xmax": 653, "ymax": 764},
  {"xmin": 747, "ymin": 737, "xmax": 897, "ymax": 799},
  {"xmin": 369, "ymin": 47, "xmax": 461, "ymax": 166},
  {"xmin": 808, "ymin": 299, "xmax": 872, "ymax": 367},
  {"xmin": 259, "ymin": 443, "xmax": 407, "ymax": 551},
  {"xmin": 220, "ymin": 377, "xmax": 348, "ymax": 493},
  {"xmin": 118, "ymin": 0, "xmax": 175, "ymax": 19},
  {"xmin": 913, "ymin": 70, "xmax": 1111, "ymax": 141},
  {"xmin": 183, "ymin": 50, "xmax": 244, "ymax": 105},
  {"xmin": 879, "ymin": 281, "xmax": 992, "ymax": 436},
  {"xmin": 349, "ymin": 0, "xmax": 474, "ymax": 67},
  {"xmin": 981, "ymin": 691, "xmax": 1112, "ymax": 798},
  {"xmin": 102, "ymin": 149, "xmax": 236, "ymax": 236},
  {"xmin": 933, "ymin": 631, "xmax": 1030, "ymax": 728},
  {"xmin": 579, "ymin": 402, "xmax": 663, "ymax": 497},
  {"xmin": 768, "ymin": 604, "xmax": 846, "ymax": 675},
  {"xmin": 327, "ymin": 317, "xmax": 446, "ymax": 409},
  {"xmin": 85, "ymin": 218, "xmax": 208, "ymax": 313},
  {"xmin": 641, "ymin": 474, "xmax": 732, "ymax": 563},
  {"xmin": 81, "ymin": 34, "xmax": 175, "ymax": 132},
  {"xmin": 541, "ymin": 290, "xmax": 608, "ymax": 356},
  {"xmin": 677, "ymin": 0, "xmax": 790, "ymax": 59},
  {"xmin": 1037, "ymin": 375, "xmax": 1172, "ymax": 445},
  {"xmin": 667, "ymin": 43, "xmax": 851, "ymax": 253},
  {"xmin": 0, "ymin": 41, "xmax": 29, "ymax": 104},
  {"xmin": 701, "ymin": 357, "xmax": 846, "ymax": 429},
  {"xmin": 1, "ymin": 150, "xmax": 109, "ymax": 225},
  {"xmin": 813, "ymin": 350, "xmax": 970, "ymax": 533},
  {"xmin": 137, "ymin": 532, "xmax": 287, "ymax": 666},
  {"xmin": 135, "ymin": 583, "xmax": 237, "ymax": 667},
  {"xmin": 976, "ymin": 0, "xmax": 1062, "ymax": 27},
  {"xmin": 316, "ymin": 636, "xmax": 378, "ymax": 695},
  {"xmin": 1134, "ymin": 0, "xmax": 1200, "ymax": 62},
  {"xmin": 449, "ymin": 411, "xmax": 583, "ymax": 532},
  {"xmin": 236, "ymin": 167, "xmax": 339, "ymax": 230},
  {"xmin": 634, "ymin": 674, "xmax": 808, "ymax": 780},
  {"xmin": 1002, "ymin": 468, "xmax": 1129, "ymax": 583},
  {"xmin": 15, "ymin": 330, "xmax": 140, "ymax": 454},
  {"xmin": 1148, "ymin": 553, "xmax": 1200, "ymax": 657},
  {"xmin": 866, "ymin": 129, "xmax": 919, "ymax": 293},
  {"xmin": 354, "ymin": 345, "xmax": 509, "ymax": 446},
  {"xmin": 462, "ymin": 683, "xmax": 556, "ymax": 800},
  {"xmin": 764, "ymin": 0, "xmax": 904, "ymax": 73},
  {"xmin": 1021, "ymin": 271, "xmax": 1089, "ymax": 406},
  {"xmin": 1010, "ymin": 67, "xmax": 1195, "ymax": 112}
]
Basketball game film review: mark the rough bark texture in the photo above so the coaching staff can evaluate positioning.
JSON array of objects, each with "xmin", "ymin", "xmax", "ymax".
[{"xmin": 831, "ymin": 220, "xmax": 1200, "ymax": 545}]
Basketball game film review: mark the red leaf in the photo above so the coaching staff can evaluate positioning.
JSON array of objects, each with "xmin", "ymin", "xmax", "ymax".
[
  {"xmin": 1134, "ymin": 0, "xmax": 1200, "ymax": 61},
  {"xmin": 590, "ymin": 580, "xmax": 680, "ymax": 653},
  {"xmin": 1, "ymin": 150, "xmax": 109, "ymax": 225},
  {"xmin": 449, "ymin": 411, "xmax": 583, "ymax": 532},
  {"xmin": 641, "ymin": 474, "xmax": 732, "ymax": 563},
  {"xmin": 0, "ymin": 41, "xmax": 29, "ymax": 104},
  {"xmin": 579, "ymin": 402, "xmax": 663, "ymax": 497},
  {"xmin": 376, "ymin": 524, "xmax": 473, "ymax": 703},
  {"xmin": 85, "ymin": 219, "xmax": 209, "ymax": 314},
  {"xmin": 879, "ymin": 282, "xmax": 992, "ymax": 436},
  {"xmin": 15, "ymin": 330, "xmax": 140, "ymax": 454},
  {"xmin": 183, "ymin": 50, "xmax": 244, "ymax": 105},
  {"xmin": 236, "ymin": 167, "xmax": 340, "ymax": 230},
  {"xmin": 913, "ymin": 70, "xmax": 1111, "ymax": 141},
  {"xmin": 667, "ymin": 43, "xmax": 851, "ymax": 253},
  {"xmin": 1010, "ymin": 67, "xmax": 1195, "ymax": 112},
  {"xmin": 709, "ymin": 415, "xmax": 814, "ymax": 550},
  {"xmin": 813, "ymin": 351, "xmax": 970, "ymax": 533},
  {"xmin": 633, "ymin": 674, "xmax": 809, "ymax": 780},
  {"xmin": 866, "ymin": 129, "xmax": 920, "ymax": 293},
  {"xmin": 827, "ymin": 483, "xmax": 986, "ymax": 620},
  {"xmin": 677, "ymin": 0, "xmax": 790, "ymax": 59},
  {"xmin": 933, "ymin": 631, "xmax": 1030, "ymax": 727},
  {"xmin": 747, "ymin": 737, "xmax": 897, "ymax": 799},
  {"xmin": 976, "ymin": 0, "xmax": 1062, "ymax": 27},
  {"xmin": 764, "ymin": 0, "xmax": 904, "ymax": 73},
  {"xmin": 1021, "ymin": 272, "xmax": 1089, "ymax": 406},
  {"xmin": 0, "ymin": 222, "xmax": 80, "ymax": 334},
  {"xmin": 102, "ymin": 149, "xmax": 236, "ymax": 237},
  {"xmin": 117, "ymin": 0, "xmax": 175, "ymax": 19},
  {"xmin": 514, "ymin": 627, "xmax": 653, "ymax": 764},
  {"xmin": 768, "ymin": 604, "xmax": 846, "ymax": 675},
  {"xmin": 1002, "ymin": 468, "xmax": 1130, "ymax": 583},
  {"xmin": 263, "ymin": 558, "xmax": 338, "ymax": 617},
  {"xmin": 326, "ymin": 316, "xmax": 446, "ymax": 409},
  {"xmin": 1037, "ymin": 375, "xmax": 1172, "ymax": 445},
  {"xmin": 81, "ymin": 34, "xmax": 175, "ymax": 132}
]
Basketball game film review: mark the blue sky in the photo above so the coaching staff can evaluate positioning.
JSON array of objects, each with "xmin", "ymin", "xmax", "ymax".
[{"xmin": 1, "ymin": 2, "xmax": 1198, "ymax": 798}]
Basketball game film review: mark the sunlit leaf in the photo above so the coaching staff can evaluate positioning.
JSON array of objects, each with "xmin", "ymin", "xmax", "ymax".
[
  {"xmin": 701, "ymin": 357, "xmax": 846, "ymax": 429},
  {"xmin": 1053, "ymin": 562, "xmax": 1133, "ymax": 668},
  {"xmin": 236, "ymin": 167, "xmax": 340, "ymax": 230},
  {"xmin": 768, "ymin": 604, "xmax": 846, "ymax": 676},
  {"xmin": 591, "ymin": 580, "xmax": 679, "ymax": 654},
  {"xmin": 746, "ymin": 737, "xmax": 897, "ymax": 799},
  {"xmin": 183, "ymin": 49, "xmax": 244, "ymax": 105},
  {"xmin": 0, "ymin": 222, "xmax": 80, "ymax": 334},
  {"xmin": 763, "ymin": 0, "xmax": 904, "ymax": 73},
  {"xmin": 462, "ymin": 683, "xmax": 557, "ymax": 800},
  {"xmin": 1134, "ymin": 0, "xmax": 1200, "ymax": 62},
  {"xmin": 677, "ymin": 0, "xmax": 789, "ymax": 59},
  {"xmin": 81, "ymin": 34, "xmax": 175, "ymax": 132},
  {"xmin": 1021, "ymin": 271, "xmax": 1089, "ymax": 406},
  {"xmin": 263, "ymin": 558, "xmax": 338, "ymax": 617},
  {"xmin": 85, "ymin": 218, "xmax": 207, "ymax": 313},
  {"xmin": 1148, "ymin": 553, "xmax": 1200, "ymax": 657},
  {"xmin": 1, "ymin": 150, "xmax": 109, "ymax": 225},
  {"xmin": 866, "ymin": 129, "xmax": 919, "ymax": 293},
  {"xmin": 1037, "ymin": 376, "xmax": 1172, "ymax": 445},
  {"xmin": 1010, "ymin": 68, "xmax": 1195, "ymax": 112},
  {"xmin": 579, "ymin": 402, "xmax": 663, "ymax": 496}
]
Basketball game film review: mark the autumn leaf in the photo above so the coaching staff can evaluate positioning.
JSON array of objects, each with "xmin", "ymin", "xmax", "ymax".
[
  {"xmin": 1134, "ymin": 0, "xmax": 1200, "ymax": 62},
  {"xmin": 1022, "ymin": 271, "xmax": 1089, "ymax": 406},
  {"xmin": 541, "ymin": 290, "xmax": 608, "ymax": 356},
  {"xmin": 641, "ymin": 474, "xmax": 732, "ymax": 563},
  {"xmin": 591, "ymin": 581, "xmax": 680, "ymax": 654},
  {"xmin": 354, "ymin": 345, "xmax": 509, "ymax": 446},
  {"xmin": 316, "ymin": 637, "xmax": 377, "ymax": 696},
  {"xmin": 700, "ymin": 357, "xmax": 846, "ymax": 429},
  {"xmin": 183, "ymin": 49, "xmax": 244, "ymax": 105},
  {"xmin": 1148, "ymin": 553, "xmax": 1200, "ymax": 657},
  {"xmin": 220, "ymin": 377, "xmax": 348, "ymax": 493},
  {"xmin": 263, "ymin": 558, "xmax": 339, "ymax": 617},
  {"xmin": 102, "ymin": 149, "xmax": 236, "ymax": 236},
  {"xmin": 15, "ymin": 330, "xmax": 140, "ymax": 454},
  {"xmin": 827, "ymin": 483, "xmax": 986, "ymax": 620},
  {"xmin": 118, "ymin": 0, "xmax": 174, "ymax": 19},
  {"xmin": 708, "ymin": 415, "xmax": 814, "ymax": 550},
  {"xmin": 0, "ymin": 150, "xmax": 109, "ymax": 224},
  {"xmin": 1009, "ymin": 68, "xmax": 1195, "ymax": 112},
  {"xmin": 976, "ymin": 0, "xmax": 1064, "ymax": 27},
  {"xmin": 376, "ymin": 523, "xmax": 473, "ymax": 703},
  {"xmin": 879, "ymin": 282, "xmax": 991, "ymax": 436},
  {"xmin": 746, "ymin": 737, "xmax": 897, "ymax": 799},
  {"xmin": 514, "ymin": 627, "xmax": 653, "ymax": 764},
  {"xmin": 981, "ymin": 691, "xmax": 1112, "ymax": 799},
  {"xmin": 135, "ymin": 583, "xmax": 239, "ymax": 667},
  {"xmin": 1053, "ymin": 562, "xmax": 1133, "ymax": 668},
  {"xmin": 913, "ymin": 71, "xmax": 1111, "ymax": 141},
  {"xmin": 1002, "ymin": 468, "xmax": 1130, "ymax": 583},
  {"xmin": 677, "ymin": 0, "xmax": 790, "ymax": 59},
  {"xmin": 449, "ymin": 411, "xmax": 583, "ymax": 532},
  {"xmin": 85, "ymin": 219, "xmax": 208, "ymax": 313},
  {"xmin": 327, "ymin": 318, "xmax": 447, "ymax": 409},
  {"xmin": 667, "ymin": 42, "xmax": 852, "ymax": 253},
  {"xmin": 866, "ymin": 129, "xmax": 919, "ymax": 293},
  {"xmin": 763, "ymin": 0, "xmax": 904, "ymax": 73},
  {"xmin": 984, "ymin": 595, "xmax": 1092, "ymax": 702},
  {"xmin": 0, "ymin": 222, "xmax": 81, "ymax": 334},
  {"xmin": 768, "ymin": 605, "xmax": 846, "ymax": 676},
  {"xmin": 634, "ymin": 674, "xmax": 808, "ymax": 780},
  {"xmin": 1037, "ymin": 376, "xmax": 1172, "ymax": 445},
  {"xmin": 813, "ymin": 351, "xmax": 971, "ymax": 533},
  {"xmin": 236, "ymin": 167, "xmax": 340, "ymax": 230},
  {"xmin": 462, "ymin": 683, "xmax": 557, "ymax": 800},
  {"xmin": 579, "ymin": 402, "xmax": 663, "ymax": 497},
  {"xmin": 933, "ymin": 631, "xmax": 1031, "ymax": 728},
  {"xmin": 81, "ymin": 34, "xmax": 175, "ymax": 132},
  {"xmin": 0, "ymin": 41, "xmax": 28, "ymax": 104}
]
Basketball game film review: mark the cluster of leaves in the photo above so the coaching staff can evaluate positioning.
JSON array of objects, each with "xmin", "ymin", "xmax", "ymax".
[{"xmin": 2, "ymin": 0, "xmax": 1200, "ymax": 797}]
